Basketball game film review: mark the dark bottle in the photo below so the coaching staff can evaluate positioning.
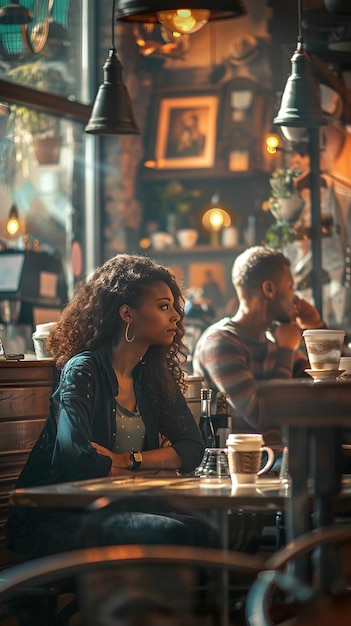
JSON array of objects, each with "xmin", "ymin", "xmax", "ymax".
[{"xmin": 199, "ymin": 388, "xmax": 216, "ymax": 448}]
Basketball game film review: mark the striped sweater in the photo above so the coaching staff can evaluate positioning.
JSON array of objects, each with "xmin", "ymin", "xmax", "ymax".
[{"xmin": 192, "ymin": 317, "xmax": 308, "ymax": 441}]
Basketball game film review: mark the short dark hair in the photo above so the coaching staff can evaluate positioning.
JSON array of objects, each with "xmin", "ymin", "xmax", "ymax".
[{"xmin": 232, "ymin": 246, "xmax": 291, "ymax": 291}]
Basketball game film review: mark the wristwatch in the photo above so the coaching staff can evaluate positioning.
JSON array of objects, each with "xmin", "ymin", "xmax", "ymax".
[{"xmin": 129, "ymin": 450, "xmax": 143, "ymax": 470}]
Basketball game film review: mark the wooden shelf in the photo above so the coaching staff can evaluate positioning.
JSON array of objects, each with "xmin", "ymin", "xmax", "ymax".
[{"xmin": 149, "ymin": 244, "xmax": 244, "ymax": 255}]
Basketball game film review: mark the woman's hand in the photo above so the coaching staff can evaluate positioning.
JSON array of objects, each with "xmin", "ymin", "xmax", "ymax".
[
  {"xmin": 91, "ymin": 441, "xmax": 182, "ymax": 473},
  {"xmin": 90, "ymin": 441, "xmax": 130, "ymax": 476}
]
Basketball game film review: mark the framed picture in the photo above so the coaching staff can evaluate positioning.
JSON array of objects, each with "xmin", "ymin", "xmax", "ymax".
[{"xmin": 154, "ymin": 93, "xmax": 218, "ymax": 169}]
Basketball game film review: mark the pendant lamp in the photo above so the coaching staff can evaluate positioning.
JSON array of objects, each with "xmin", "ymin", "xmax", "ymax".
[
  {"xmin": 85, "ymin": 0, "xmax": 139, "ymax": 135},
  {"xmin": 6, "ymin": 204, "xmax": 22, "ymax": 236},
  {"xmin": 115, "ymin": 1, "xmax": 246, "ymax": 36},
  {"xmin": 273, "ymin": 0, "xmax": 327, "ymax": 141}
]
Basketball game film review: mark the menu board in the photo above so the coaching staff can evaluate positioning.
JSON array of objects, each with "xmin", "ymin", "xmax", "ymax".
[{"xmin": 0, "ymin": 253, "xmax": 25, "ymax": 293}]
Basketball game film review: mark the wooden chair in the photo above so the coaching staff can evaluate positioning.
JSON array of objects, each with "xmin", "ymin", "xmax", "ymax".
[
  {"xmin": 0, "ymin": 543, "xmax": 265, "ymax": 626},
  {"xmin": 245, "ymin": 525, "xmax": 351, "ymax": 626}
]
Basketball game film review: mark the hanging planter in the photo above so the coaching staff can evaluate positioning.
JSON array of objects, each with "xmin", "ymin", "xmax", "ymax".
[
  {"xmin": 265, "ymin": 167, "xmax": 305, "ymax": 224},
  {"xmin": 32, "ymin": 136, "xmax": 61, "ymax": 165},
  {"xmin": 276, "ymin": 195, "xmax": 305, "ymax": 223},
  {"xmin": 262, "ymin": 167, "xmax": 305, "ymax": 248}
]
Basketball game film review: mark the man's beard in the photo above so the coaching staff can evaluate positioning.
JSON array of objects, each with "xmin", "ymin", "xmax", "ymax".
[{"xmin": 274, "ymin": 312, "xmax": 292, "ymax": 324}]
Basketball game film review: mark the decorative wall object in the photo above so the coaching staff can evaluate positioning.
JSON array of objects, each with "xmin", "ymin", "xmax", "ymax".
[{"xmin": 152, "ymin": 91, "xmax": 218, "ymax": 169}]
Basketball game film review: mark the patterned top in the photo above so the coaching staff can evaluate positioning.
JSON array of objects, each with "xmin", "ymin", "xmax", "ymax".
[
  {"xmin": 193, "ymin": 317, "xmax": 308, "ymax": 440},
  {"xmin": 115, "ymin": 401, "xmax": 145, "ymax": 452}
]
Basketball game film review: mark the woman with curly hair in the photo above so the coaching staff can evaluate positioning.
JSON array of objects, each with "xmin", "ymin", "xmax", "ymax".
[{"xmin": 6, "ymin": 254, "xmax": 214, "ymax": 559}]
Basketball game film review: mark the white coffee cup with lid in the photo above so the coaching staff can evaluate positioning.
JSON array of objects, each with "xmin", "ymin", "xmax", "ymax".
[{"xmin": 226, "ymin": 433, "xmax": 274, "ymax": 484}]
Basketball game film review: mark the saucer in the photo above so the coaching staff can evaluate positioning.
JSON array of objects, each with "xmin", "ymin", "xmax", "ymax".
[{"xmin": 305, "ymin": 368, "xmax": 345, "ymax": 381}]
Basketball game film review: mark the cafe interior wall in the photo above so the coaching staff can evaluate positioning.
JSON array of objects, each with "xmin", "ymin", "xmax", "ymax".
[
  {"xmin": 98, "ymin": 1, "xmax": 351, "ymax": 330},
  {"xmin": 99, "ymin": 0, "xmax": 275, "ymax": 259}
]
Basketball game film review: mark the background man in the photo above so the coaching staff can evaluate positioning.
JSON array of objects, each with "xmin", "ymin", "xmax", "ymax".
[{"xmin": 193, "ymin": 246, "xmax": 326, "ymax": 443}]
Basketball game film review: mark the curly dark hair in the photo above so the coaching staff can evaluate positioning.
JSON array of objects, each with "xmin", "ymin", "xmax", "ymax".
[
  {"xmin": 232, "ymin": 246, "xmax": 291, "ymax": 293},
  {"xmin": 47, "ymin": 254, "xmax": 188, "ymax": 407}
]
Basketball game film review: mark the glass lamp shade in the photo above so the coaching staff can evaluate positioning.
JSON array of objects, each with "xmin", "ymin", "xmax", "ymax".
[
  {"xmin": 0, "ymin": 1, "xmax": 33, "ymax": 25},
  {"xmin": 273, "ymin": 44, "xmax": 327, "ymax": 130},
  {"xmin": 281, "ymin": 126, "xmax": 308, "ymax": 142},
  {"xmin": 85, "ymin": 48, "xmax": 140, "ymax": 135},
  {"xmin": 157, "ymin": 9, "xmax": 210, "ymax": 34},
  {"xmin": 115, "ymin": 1, "xmax": 246, "ymax": 24}
]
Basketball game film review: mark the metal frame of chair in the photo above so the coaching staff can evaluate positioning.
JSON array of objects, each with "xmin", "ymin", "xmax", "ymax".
[
  {"xmin": 0, "ymin": 543, "xmax": 265, "ymax": 626},
  {"xmin": 245, "ymin": 525, "xmax": 351, "ymax": 626}
]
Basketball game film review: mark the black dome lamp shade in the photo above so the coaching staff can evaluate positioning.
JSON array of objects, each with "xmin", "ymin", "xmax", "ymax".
[
  {"xmin": 85, "ymin": 0, "xmax": 139, "ymax": 135},
  {"xmin": 115, "ymin": 1, "xmax": 246, "ymax": 25}
]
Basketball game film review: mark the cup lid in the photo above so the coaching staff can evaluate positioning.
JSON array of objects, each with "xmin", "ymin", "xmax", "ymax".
[
  {"xmin": 226, "ymin": 433, "xmax": 263, "ymax": 444},
  {"xmin": 302, "ymin": 329, "xmax": 345, "ymax": 337},
  {"xmin": 34, "ymin": 322, "xmax": 57, "ymax": 335}
]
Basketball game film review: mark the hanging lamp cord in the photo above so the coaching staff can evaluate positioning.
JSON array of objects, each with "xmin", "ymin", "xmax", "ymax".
[
  {"xmin": 111, "ymin": 0, "xmax": 116, "ymax": 50},
  {"xmin": 297, "ymin": 0, "xmax": 303, "ymax": 47}
]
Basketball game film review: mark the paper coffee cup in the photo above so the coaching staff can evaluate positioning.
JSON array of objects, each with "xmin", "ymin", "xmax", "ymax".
[
  {"xmin": 226, "ymin": 434, "xmax": 274, "ymax": 484},
  {"xmin": 302, "ymin": 329, "xmax": 345, "ymax": 371}
]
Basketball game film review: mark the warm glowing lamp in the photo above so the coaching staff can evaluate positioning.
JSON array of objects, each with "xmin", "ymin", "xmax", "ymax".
[
  {"xmin": 202, "ymin": 206, "xmax": 231, "ymax": 246},
  {"xmin": 265, "ymin": 133, "xmax": 280, "ymax": 155},
  {"xmin": 6, "ymin": 204, "xmax": 19, "ymax": 236},
  {"xmin": 157, "ymin": 9, "xmax": 210, "ymax": 34},
  {"xmin": 115, "ymin": 1, "xmax": 247, "ymax": 36}
]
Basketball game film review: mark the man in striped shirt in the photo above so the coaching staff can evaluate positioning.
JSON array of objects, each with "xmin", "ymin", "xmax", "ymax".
[{"xmin": 193, "ymin": 246, "xmax": 326, "ymax": 442}]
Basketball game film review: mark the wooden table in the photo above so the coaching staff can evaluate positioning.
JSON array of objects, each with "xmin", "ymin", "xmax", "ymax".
[
  {"xmin": 9, "ymin": 468, "xmax": 351, "ymax": 625},
  {"xmin": 257, "ymin": 377, "xmax": 351, "ymax": 588},
  {"xmin": 10, "ymin": 472, "xmax": 288, "ymax": 626}
]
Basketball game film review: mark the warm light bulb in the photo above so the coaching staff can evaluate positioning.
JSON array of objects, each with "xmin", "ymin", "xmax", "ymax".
[
  {"xmin": 158, "ymin": 9, "xmax": 210, "ymax": 34},
  {"xmin": 266, "ymin": 134, "xmax": 280, "ymax": 154},
  {"xmin": 7, "ymin": 217, "xmax": 19, "ymax": 236},
  {"xmin": 209, "ymin": 210, "xmax": 224, "ymax": 231},
  {"xmin": 202, "ymin": 208, "xmax": 231, "ymax": 232}
]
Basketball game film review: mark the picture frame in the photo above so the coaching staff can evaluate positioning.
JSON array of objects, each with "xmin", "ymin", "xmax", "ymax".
[{"xmin": 154, "ymin": 93, "xmax": 219, "ymax": 169}]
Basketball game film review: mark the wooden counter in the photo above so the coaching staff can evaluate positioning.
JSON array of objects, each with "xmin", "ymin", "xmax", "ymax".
[{"xmin": 0, "ymin": 358, "xmax": 57, "ymax": 546}]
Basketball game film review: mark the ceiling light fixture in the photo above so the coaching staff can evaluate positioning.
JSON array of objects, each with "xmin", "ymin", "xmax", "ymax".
[
  {"xmin": 273, "ymin": 0, "xmax": 327, "ymax": 142},
  {"xmin": 115, "ymin": 1, "xmax": 246, "ymax": 36},
  {"xmin": 157, "ymin": 9, "xmax": 210, "ymax": 35},
  {"xmin": 85, "ymin": 0, "xmax": 140, "ymax": 135},
  {"xmin": 273, "ymin": 0, "xmax": 328, "ymax": 316}
]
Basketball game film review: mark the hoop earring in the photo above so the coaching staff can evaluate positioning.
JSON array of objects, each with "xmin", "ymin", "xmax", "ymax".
[{"xmin": 125, "ymin": 323, "xmax": 135, "ymax": 343}]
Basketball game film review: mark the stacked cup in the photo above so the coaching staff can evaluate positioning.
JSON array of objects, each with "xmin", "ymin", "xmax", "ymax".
[{"xmin": 302, "ymin": 329, "xmax": 345, "ymax": 381}]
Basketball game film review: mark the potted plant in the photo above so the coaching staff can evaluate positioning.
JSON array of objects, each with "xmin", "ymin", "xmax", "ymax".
[
  {"xmin": 262, "ymin": 167, "xmax": 305, "ymax": 248},
  {"xmin": 6, "ymin": 61, "xmax": 62, "ymax": 165},
  {"xmin": 153, "ymin": 181, "xmax": 203, "ymax": 229}
]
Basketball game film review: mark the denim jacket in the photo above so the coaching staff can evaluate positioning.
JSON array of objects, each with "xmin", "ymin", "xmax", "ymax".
[{"xmin": 16, "ymin": 344, "xmax": 204, "ymax": 487}]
